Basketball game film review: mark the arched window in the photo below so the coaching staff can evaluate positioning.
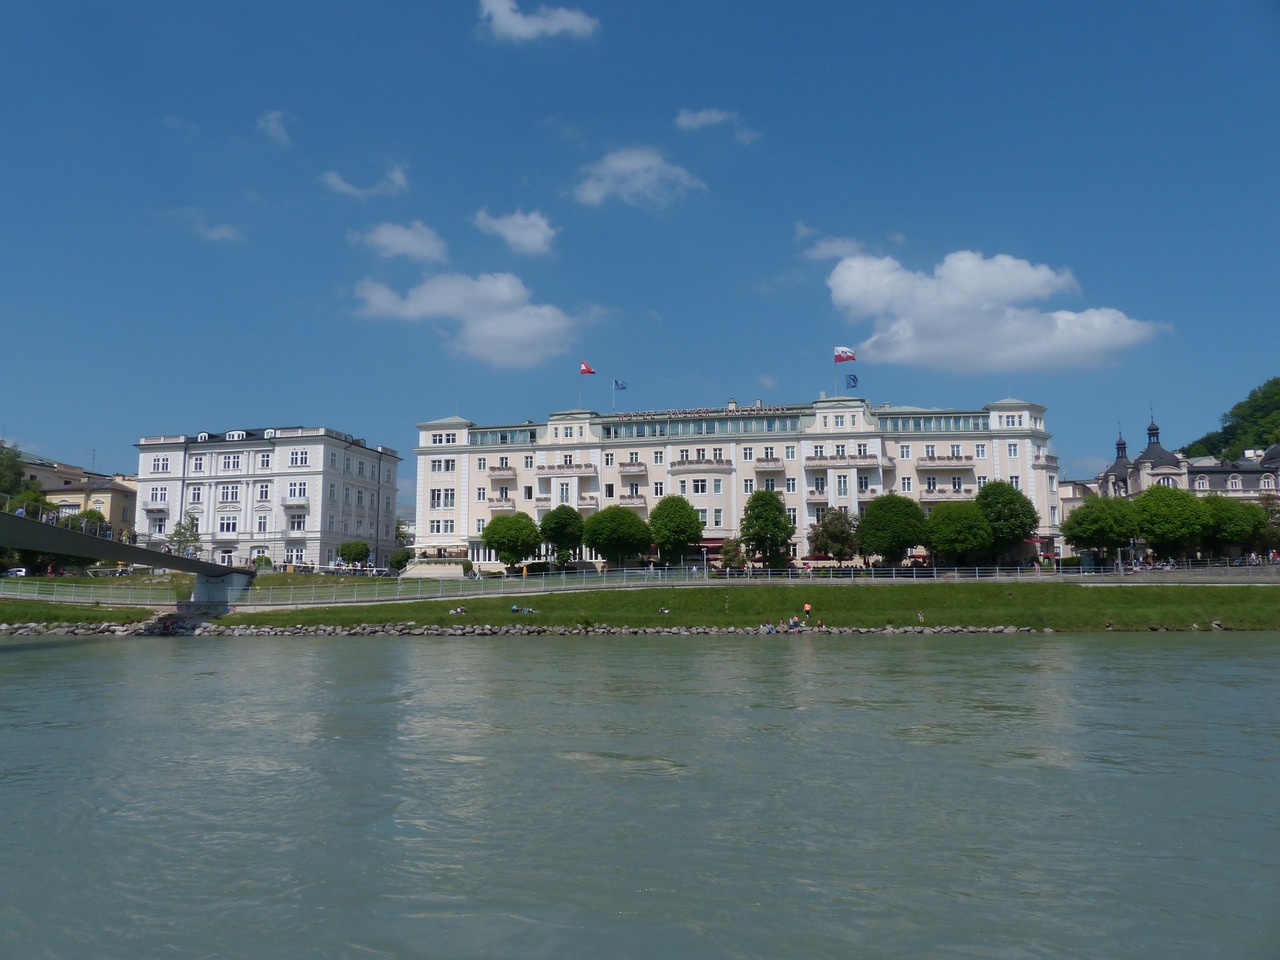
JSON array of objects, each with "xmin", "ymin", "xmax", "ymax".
[
  {"xmin": 1228, "ymin": 475, "xmax": 1242, "ymax": 491},
  {"xmin": 1194, "ymin": 475, "xmax": 1209, "ymax": 491},
  {"xmin": 1156, "ymin": 476, "xmax": 1178, "ymax": 488},
  {"xmin": 1263, "ymin": 475, "xmax": 1276, "ymax": 491}
]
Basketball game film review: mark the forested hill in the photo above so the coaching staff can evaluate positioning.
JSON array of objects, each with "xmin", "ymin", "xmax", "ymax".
[{"xmin": 1182, "ymin": 378, "xmax": 1280, "ymax": 459}]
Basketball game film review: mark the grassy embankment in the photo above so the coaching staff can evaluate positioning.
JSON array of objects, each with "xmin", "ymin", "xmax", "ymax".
[
  {"xmin": 217, "ymin": 582, "xmax": 1280, "ymax": 633},
  {"xmin": 0, "ymin": 600, "xmax": 155, "ymax": 625}
]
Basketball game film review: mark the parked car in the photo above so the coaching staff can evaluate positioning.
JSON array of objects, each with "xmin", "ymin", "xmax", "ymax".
[{"xmin": 2, "ymin": 567, "xmax": 28, "ymax": 577}]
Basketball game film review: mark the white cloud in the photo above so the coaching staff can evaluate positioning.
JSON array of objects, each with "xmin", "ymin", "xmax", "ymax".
[
  {"xmin": 319, "ymin": 163, "xmax": 408, "ymax": 199},
  {"xmin": 355, "ymin": 271, "xmax": 576, "ymax": 367},
  {"xmin": 255, "ymin": 109, "xmax": 292, "ymax": 146},
  {"xmin": 827, "ymin": 250, "xmax": 1167, "ymax": 371},
  {"xmin": 172, "ymin": 208, "xmax": 244, "ymax": 242},
  {"xmin": 473, "ymin": 208, "xmax": 558, "ymax": 255},
  {"xmin": 574, "ymin": 147, "xmax": 705, "ymax": 209},
  {"xmin": 479, "ymin": 0, "xmax": 599, "ymax": 42},
  {"xmin": 793, "ymin": 220, "xmax": 817, "ymax": 242},
  {"xmin": 675, "ymin": 107, "xmax": 760, "ymax": 144},
  {"xmin": 348, "ymin": 220, "xmax": 447, "ymax": 263},
  {"xmin": 160, "ymin": 114, "xmax": 199, "ymax": 135},
  {"xmin": 804, "ymin": 236, "xmax": 864, "ymax": 260}
]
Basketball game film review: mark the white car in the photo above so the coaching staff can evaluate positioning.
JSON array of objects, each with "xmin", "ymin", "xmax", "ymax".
[{"xmin": 2, "ymin": 567, "xmax": 28, "ymax": 577}]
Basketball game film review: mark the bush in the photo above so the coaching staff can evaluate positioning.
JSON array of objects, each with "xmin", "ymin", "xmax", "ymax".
[{"xmin": 388, "ymin": 549, "xmax": 412, "ymax": 571}]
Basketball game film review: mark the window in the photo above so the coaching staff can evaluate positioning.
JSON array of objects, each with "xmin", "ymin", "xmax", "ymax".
[
  {"xmin": 559, "ymin": 482, "xmax": 570, "ymax": 504},
  {"xmin": 604, "ymin": 483, "xmax": 615, "ymax": 499},
  {"xmin": 763, "ymin": 446, "xmax": 775, "ymax": 459},
  {"xmin": 561, "ymin": 454, "xmax": 575, "ymax": 466},
  {"xmin": 813, "ymin": 445, "xmax": 825, "ymax": 458},
  {"xmin": 285, "ymin": 547, "xmax": 305, "ymax": 565},
  {"xmin": 628, "ymin": 482, "xmax": 641, "ymax": 497},
  {"xmin": 785, "ymin": 477, "xmax": 797, "ymax": 493},
  {"xmin": 786, "ymin": 508, "xmax": 798, "ymax": 525},
  {"xmin": 696, "ymin": 448, "xmax": 708, "ymax": 461},
  {"xmin": 431, "ymin": 432, "xmax": 457, "ymax": 445},
  {"xmin": 653, "ymin": 451, "xmax": 664, "ymax": 465},
  {"xmin": 901, "ymin": 477, "xmax": 913, "ymax": 493},
  {"xmin": 150, "ymin": 485, "xmax": 167, "ymax": 502},
  {"xmin": 1048, "ymin": 476, "xmax": 1056, "ymax": 492},
  {"xmin": 218, "ymin": 484, "xmax": 239, "ymax": 502},
  {"xmin": 924, "ymin": 444, "xmax": 936, "ymax": 458},
  {"xmin": 344, "ymin": 456, "xmax": 352, "ymax": 473},
  {"xmin": 679, "ymin": 448, "xmax": 691, "ymax": 462},
  {"xmin": 344, "ymin": 486, "xmax": 351, "ymax": 503},
  {"xmin": 835, "ymin": 444, "xmax": 846, "ymax": 457},
  {"xmin": 327, "ymin": 515, "xmax": 335, "ymax": 532},
  {"xmin": 152, "ymin": 455, "xmax": 169, "ymax": 472},
  {"xmin": 475, "ymin": 457, "xmax": 487, "ymax": 471},
  {"xmin": 356, "ymin": 490, "xmax": 364, "ymax": 506},
  {"xmin": 679, "ymin": 479, "xmax": 688, "ymax": 495},
  {"xmin": 1262, "ymin": 476, "xmax": 1275, "ymax": 491},
  {"xmin": 258, "ymin": 483, "xmax": 270, "ymax": 501},
  {"xmin": 258, "ymin": 514, "xmax": 269, "ymax": 533},
  {"xmin": 429, "ymin": 519, "xmax": 442, "ymax": 534},
  {"xmin": 899, "ymin": 445, "xmax": 911, "ymax": 460},
  {"xmin": 259, "ymin": 453, "xmax": 271, "ymax": 470},
  {"xmin": 763, "ymin": 478, "xmax": 776, "ymax": 491},
  {"xmin": 429, "ymin": 488, "xmax": 455, "ymax": 509},
  {"xmin": 523, "ymin": 485, "xmax": 533, "ymax": 500},
  {"xmin": 742, "ymin": 446, "xmax": 754, "ymax": 461},
  {"xmin": 1229, "ymin": 475, "xmax": 1242, "ymax": 490},
  {"xmin": 834, "ymin": 415, "xmax": 845, "ymax": 428},
  {"xmin": 328, "ymin": 482, "xmax": 336, "ymax": 501},
  {"xmin": 218, "ymin": 515, "xmax": 238, "ymax": 534},
  {"xmin": 288, "ymin": 481, "xmax": 306, "ymax": 498},
  {"xmin": 857, "ymin": 443, "xmax": 869, "ymax": 457},
  {"xmin": 951, "ymin": 444, "xmax": 962, "ymax": 458},
  {"xmin": 190, "ymin": 487, "xmax": 202, "ymax": 503},
  {"xmin": 498, "ymin": 456, "xmax": 509, "ymax": 468},
  {"xmin": 330, "ymin": 452, "xmax": 337, "ymax": 467},
  {"xmin": 151, "ymin": 518, "xmax": 166, "ymax": 535},
  {"xmin": 977, "ymin": 475, "xmax": 988, "ymax": 488},
  {"xmin": 975, "ymin": 443, "xmax": 987, "ymax": 459},
  {"xmin": 837, "ymin": 475, "xmax": 849, "ymax": 497},
  {"xmin": 653, "ymin": 481, "xmax": 664, "ymax": 497},
  {"xmin": 430, "ymin": 459, "xmax": 456, "ymax": 473},
  {"xmin": 1010, "ymin": 475, "xmax": 1021, "ymax": 490},
  {"xmin": 289, "ymin": 515, "xmax": 305, "ymax": 532},
  {"xmin": 441, "ymin": 519, "xmax": 454, "ymax": 534},
  {"xmin": 605, "ymin": 453, "xmax": 615, "ymax": 466},
  {"xmin": 697, "ymin": 509, "xmax": 708, "ymax": 524},
  {"xmin": 476, "ymin": 519, "xmax": 486, "ymax": 534},
  {"xmin": 857, "ymin": 475, "xmax": 869, "ymax": 492},
  {"xmin": 357, "ymin": 460, "xmax": 365, "ymax": 477},
  {"xmin": 191, "ymin": 456, "xmax": 204, "ymax": 473},
  {"xmin": 951, "ymin": 476, "xmax": 963, "ymax": 492},
  {"xmin": 692, "ymin": 479, "xmax": 707, "ymax": 494},
  {"xmin": 744, "ymin": 478, "xmax": 755, "ymax": 494},
  {"xmin": 712, "ymin": 447, "xmax": 723, "ymax": 460},
  {"xmin": 713, "ymin": 478, "xmax": 722, "ymax": 495},
  {"xmin": 222, "ymin": 454, "xmax": 241, "ymax": 471},
  {"xmin": 1008, "ymin": 443, "xmax": 1020, "ymax": 459},
  {"xmin": 524, "ymin": 456, "xmax": 534, "ymax": 469},
  {"xmin": 785, "ymin": 446, "xmax": 796, "ymax": 460},
  {"xmin": 713, "ymin": 508, "xmax": 723, "ymax": 527}
]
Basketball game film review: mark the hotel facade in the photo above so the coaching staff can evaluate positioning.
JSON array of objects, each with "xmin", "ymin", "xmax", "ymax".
[
  {"xmin": 135, "ymin": 427, "xmax": 400, "ymax": 568},
  {"xmin": 415, "ymin": 395, "xmax": 1062, "ymax": 567}
]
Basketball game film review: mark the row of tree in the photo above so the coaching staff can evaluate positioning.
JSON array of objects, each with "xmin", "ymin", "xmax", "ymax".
[{"xmin": 1060, "ymin": 485, "xmax": 1275, "ymax": 558}]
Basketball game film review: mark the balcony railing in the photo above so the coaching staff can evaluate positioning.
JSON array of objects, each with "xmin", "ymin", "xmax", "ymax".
[
  {"xmin": 142, "ymin": 500, "xmax": 170, "ymax": 512},
  {"xmin": 487, "ymin": 466, "xmax": 517, "ymax": 479},
  {"xmin": 280, "ymin": 496, "xmax": 310, "ymax": 509},
  {"xmin": 577, "ymin": 495, "xmax": 599, "ymax": 508},
  {"xmin": 211, "ymin": 528, "xmax": 240, "ymax": 541},
  {"xmin": 617, "ymin": 461, "xmax": 648, "ymax": 474},
  {"xmin": 915, "ymin": 456, "xmax": 976, "ymax": 468},
  {"xmin": 619, "ymin": 495, "xmax": 646, "ymax": 507},
  {"xmin": 1032, "ymin": 454, "xmax": 1060, "ymax": 469},
  {"xmin": 805, "ymin": 454, "xmax": 885, "ymax": 468},
  {"xmin": 919, "ymin": 487, "xmax": 974, "ymax": 500},
  {"xmin": 805, "ymin": 489, "xmax": 829, "ymax": 503},
  {"xmin": 753, "ymin": 457, "xmax": 785, "ymax": 471},
  {"xmin": 487, "ymin": 498, "xmax": 516, "ymax": 510},
  {"xmin": 534, "ymin": 496, "xmax": 552, "ymax": 507},
  {"xmin": 669, "ymin": 458, "xmax": 733, "ymax": 473},
  {"xmin": 537, "ymin": 463, "xmax": 597, "ymax": 476}
]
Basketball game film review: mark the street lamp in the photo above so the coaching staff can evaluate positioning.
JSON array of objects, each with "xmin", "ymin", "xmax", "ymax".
[{"xmin": 701, "ymin": 546, "xmax": 708, "ymax": 578}]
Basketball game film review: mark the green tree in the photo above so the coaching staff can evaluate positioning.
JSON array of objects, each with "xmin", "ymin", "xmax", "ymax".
[
  {"xmin": 582, "ymin": 505, "xmax": 651, "ymax": 567},
  {"xmin": 1060, "ymin": 495, "xmax": 1138, "ymax": 556},
  {"xmin": 388, "ymin": 548, "xmax": 413, "ymax": 571},
  {"xmin": 1132, "ymin": 485, "xmax": 1209, "ymax": 559},
  {"xmin": 719, "ymin": 537, "xmax": 745, "ymax": 570},
  {"xmin": 739, "ymin": 490, "xmax": 795, "ymax": 568},
  {"xmin": 926, "ymin": 501, "xmax": 992, "ymax": 565},
  {"xmin": 168, "ymin": 509, "xmax": 203, "ymax": 555},
  {"xmin": 338, "ymin": 541, "xmax": 371, "ymax": 565},
  {"xmin": 856, "ymin": 493, "xmax": 928, "ymax": 565},
  {"xmin": 1200, "ymin": 495, "xmax": 1266, "ymax": 556},
  {"xmin": 481, "ymin": 513, "xmax": 543, "ymax": 567},
  {"xmin": 648, "ymin": 495, "xmax": 703, "ymax": 565},
  {"xmin": 807, "ymin": 508, "xmax": 858, "ymax": 564},
  {"xmin": 0, "ymin": 443, "xmax": 23, "ymax": 498},
  {"xmin": 1182, "ymin": 376, "xmax": 1280, "ymax": 459},
  {"xmin": 539, "ymin": 504, "xmax": 585, "ymax": 568},
  {"xmin": 975, "ymin": 481, "xmax": 1040, "ymax": 560},
  {"xmin": 395, "ymin": 518, "xmax": 409, "ymax": 545}
]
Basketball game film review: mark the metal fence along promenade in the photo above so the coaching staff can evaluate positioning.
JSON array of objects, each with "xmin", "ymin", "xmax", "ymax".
[{"xmin": 3, "ymin": 560, "xmax": 1278, "ymax": 610}]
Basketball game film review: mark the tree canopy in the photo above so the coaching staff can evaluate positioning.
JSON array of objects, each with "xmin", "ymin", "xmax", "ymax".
[
  {"xmin": 1182, "ymin": 376, "xmax": 1280, "ymax": 459},
  {"xmin": 582, "ymin": 505, "xmax": 651, "ymax": 567},
  {"xmin": 719, "ymin": 537, "xmax": 745, "ymax": 569},
  {"xmin": 168, "ymin": 510, "xmax": 203, "ymax": 553},
  {"xmin": 338, "ymin": 541, "xmax": 371, "ymax": 565},
  {"xmin": 1199, "ymin": 495, "xmax": 1266, "ymax": 556},
  {"xmin": 482, "ymin": 512, "xmax": 543, "ymax": 567},
  {"xmin": 1132, "ymin": 485, "xmax": 1209, "ymax": 559},
  {"xmin": 739, "ymin": 490, "xmax": 795, "ymax": 568},
  {"xmin": 648, "ymin": 495, "xmax": 703, "ymax": 564},
  {"xmin": 539, "ymin": 504, "xmax": 584, "ymax": 567},
  {"xmin": 926, "ymin": 501, "xmax": 992, "ymax": 564},
  {"xmin": 856, "ymin": 494, "xmax": 928, "ymax": 565},
  {"xmin": 0, "ymin": 443, "xmax": 23, "ymax": 498},
  {"xmin": 1060, "ymin": 495, "xmax": 1137, "ymax": 555},
  {"xmin": 975, "ymin": 481, "xmax": 1039, "ymax": 559},
  {"xmin": 807, "ymin": 508, "xmax": 857, "ymax": 564}
]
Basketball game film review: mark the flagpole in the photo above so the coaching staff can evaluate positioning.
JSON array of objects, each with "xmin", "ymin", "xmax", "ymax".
[{"xmin": 611, "ymin": 378, "xmax": 616, "ymax": 413}]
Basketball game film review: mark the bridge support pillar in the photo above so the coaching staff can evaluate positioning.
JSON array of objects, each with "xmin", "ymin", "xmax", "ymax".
[{"xmin": 190, "ymin": 572, "xmax": 254, "ymax": 608}]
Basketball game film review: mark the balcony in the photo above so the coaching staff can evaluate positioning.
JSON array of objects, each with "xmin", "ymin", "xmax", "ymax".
[
  {"xmin": 534, "ymin": 495, "xmax": 552, "ymax": 507},
  {"xmin": 211, "ymin": 528, "xmax": 240, "ymax": 541},
  {"xmin": 537, "ymin": 463, "xmax": 597, "ymax": 477},
  {"xmin": 1032, "ymin": 454, "xmax": 1060, "ymax": 470},
  {"xmin": 280, "ymin": 496, "xmax": 310, "ymax": 510},
  {"xmin": 669, "ymin": 458, "xmax": 733, "ymax": 473},
  {"xmin": 487, "ymin": 498, "xmax": 516, "ymax": 511},
  {"xmin": 617, "ymin": 461, "xmax": 648, "ymax": 475},
  {"xmin": 806, "ymin": 489, "xmax": 829, "ymax": 504},
  {"xmin": 142, "ymin": 500, "xmax": 170, "ymax": 513},
  {"xmin": 919, "ymin": 486, "xmax": 974, "ymax": 501},
  {"xmin": 577, "ymin": 495, "xmax": 599, "ymax": 509},
  {"xmin": 487, "ymin": 466, "xmax": 517, "ymax": 479},
  {"xmin": 805, "ymin": 454, "xmax": 886, "ymax": 468},
  {"xmin": 619, "ymin": 494, "xmax": 647, "ymax": 507},
  {"xmin": 753, "ymin": 457, "xmax": 785, "ymax": 471},
  {"xmin": 915, "ymin": 456, "xmax": 975, "ymax": 469}
]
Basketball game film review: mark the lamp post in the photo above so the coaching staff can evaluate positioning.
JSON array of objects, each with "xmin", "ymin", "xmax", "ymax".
[{"xmin": 701, "ymin": 546, "xmax": 708, "ymax": 579}]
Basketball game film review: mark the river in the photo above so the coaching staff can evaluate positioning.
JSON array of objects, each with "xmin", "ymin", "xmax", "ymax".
[{"xmin": 2, "ymin": 631, "xmax": 1277, "ymax": 959}]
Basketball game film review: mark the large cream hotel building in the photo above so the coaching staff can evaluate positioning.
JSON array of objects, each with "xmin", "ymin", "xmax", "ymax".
[{"xmin": 415, "ymin": 395, "xmax": 1061, "ymax": 567}]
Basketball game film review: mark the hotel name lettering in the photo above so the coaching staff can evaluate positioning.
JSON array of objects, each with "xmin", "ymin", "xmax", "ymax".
[{"xmin": 616, "ymin": 405, "xmax": 791, "ymax": 421}]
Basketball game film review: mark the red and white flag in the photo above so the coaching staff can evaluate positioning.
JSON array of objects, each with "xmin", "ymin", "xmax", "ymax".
[
  {"xmin": 579, "ymin": 360, "xmax": 596, "ymax": 375},
  {"xmin": 834, "ymin": 346, "xmax": 856, "ymax": 363}
]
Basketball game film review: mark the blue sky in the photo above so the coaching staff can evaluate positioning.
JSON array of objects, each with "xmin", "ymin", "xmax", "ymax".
[{"xmin": 3, "ymin": 1, "xmax": 1278, "ymax": 501}]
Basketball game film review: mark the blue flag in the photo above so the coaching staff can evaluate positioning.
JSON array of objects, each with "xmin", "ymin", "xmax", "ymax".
[
  {"xmin": 614, "ymin": 379, "xmax": 627, "ymax": 390},
  {"xmin": 845, "ymin": 373, "xmax": 859, "ymax": 389}
]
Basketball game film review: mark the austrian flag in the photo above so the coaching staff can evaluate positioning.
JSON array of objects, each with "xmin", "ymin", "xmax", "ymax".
[
  {"xmin": 834, "ymin": 346, "xmax": 856, "ymax": 363},
  {"xmin": 579, "ymin": 360, "xmax": 597, "ymax": 375}
]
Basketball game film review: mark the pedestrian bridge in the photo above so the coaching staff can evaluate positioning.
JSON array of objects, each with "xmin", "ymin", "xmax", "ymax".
[{"xmin": 0, "ymin": 511, "xmax": 253, "ymax": 607}]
